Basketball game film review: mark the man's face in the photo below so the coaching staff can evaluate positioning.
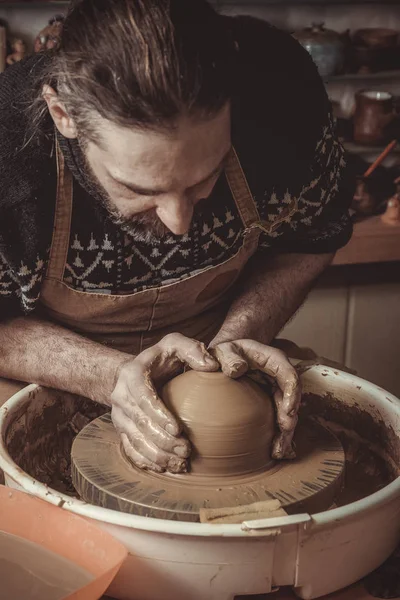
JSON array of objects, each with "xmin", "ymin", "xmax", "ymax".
[{"xmin": 83, "ymin": 104, "xmax": 231, "ymax": 240}]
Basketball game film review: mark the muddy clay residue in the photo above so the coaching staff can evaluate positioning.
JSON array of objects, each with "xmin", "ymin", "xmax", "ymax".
[
  {"xmin": 4, "ymin": 387, "xmax": 399, "ymax": 513},
  {"xmin": 6, "ymin": 388, "xmax": 106, "ymax": 495},
  {"xmin": 301, "ymin": 393, "xmax": 400, "ymax": 505}
]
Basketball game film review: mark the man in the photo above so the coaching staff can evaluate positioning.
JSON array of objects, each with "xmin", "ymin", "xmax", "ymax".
[{"xmin": 0, "ymin": 0, "xmax": 353, "ymax": 474}]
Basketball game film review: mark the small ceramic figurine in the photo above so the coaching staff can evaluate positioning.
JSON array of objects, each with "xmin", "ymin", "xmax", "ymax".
[
  {"xmin": 34, "ymin": 15, "xmax": 64, "ymax": 53},
  {"xmin": 381, "ymin": 196, "xmax": 400, "ymax": 225},
  {"xmin": 352, "ymin": 176, "xmax": 377, "ymax": 217},
  {"xmin": 381, "ymin": 178, "xmax": 400, "ymax": 225},
  {"xmin": 6, "ymin": 38, "xmax": 26, "ymax": 66}
]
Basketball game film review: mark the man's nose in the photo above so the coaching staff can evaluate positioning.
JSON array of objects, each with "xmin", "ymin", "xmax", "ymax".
[{"xmin": 156, "ymin": 196, "xmax": 194, "ymax": 236}]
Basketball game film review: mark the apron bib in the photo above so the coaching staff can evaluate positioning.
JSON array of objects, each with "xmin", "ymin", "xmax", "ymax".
[{"xmin": 39, "ymin": 145, "xmax": 297, "ymax": 355}]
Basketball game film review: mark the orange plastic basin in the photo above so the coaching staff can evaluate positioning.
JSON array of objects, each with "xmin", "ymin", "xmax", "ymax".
[{"xmin": 0, "ymin": 484, "xmax": 127, "ymax": 599}]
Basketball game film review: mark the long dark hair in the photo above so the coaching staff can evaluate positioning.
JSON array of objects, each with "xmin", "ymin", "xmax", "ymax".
[{"xmin": 33, "ymin": 0, "xmax": 237, "ymax": 141}]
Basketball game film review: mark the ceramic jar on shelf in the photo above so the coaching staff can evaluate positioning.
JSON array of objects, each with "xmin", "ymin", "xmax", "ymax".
[
  {"xmin": 292, "ymin": 23, "xmax": 345, "ymax": 78},
  {"xmin": 350, "ymin": 28, "xmax": 399, "ymax": 73},
  {"xmin": 34, "ymin": 14, "xmax": 64, "ymax": 53}
]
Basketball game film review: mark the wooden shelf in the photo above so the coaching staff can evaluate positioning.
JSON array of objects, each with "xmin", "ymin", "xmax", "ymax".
[
  {"xmin": 333, "ymin": 215, "xmax": 400, "ymax": 265},
  {"xmin": 327, "ymin": 70, "xmax": 400, "ymax": 83},
  {"xmin": 343, "ymin": 141, "xmax": 400, "ymax": 156}
]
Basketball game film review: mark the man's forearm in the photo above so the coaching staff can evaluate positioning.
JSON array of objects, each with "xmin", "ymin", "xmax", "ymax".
[
  {"xmin": 211, "ymin": 252, "xmax": 334, "ymax": 346},
  {"xmin": 0, "ymin": 317, "xmax": 129, "ymax": 404}
]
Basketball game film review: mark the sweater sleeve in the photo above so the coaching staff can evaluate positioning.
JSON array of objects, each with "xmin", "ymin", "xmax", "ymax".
[
  {"xmin": 0, "ymin": 252, "xmax": 22, "ymax": 319},
  {"xmin": 259, "ymin": 110, "xmax": 354, "ymax": 254},
  {"xmin": 0, "ymin": 248, "xmax": 49, "ymax": 319},
  {"xmin": 0, "ymin": 55, "xmax": 55, "ymax": 321},
  {"xmin": 230, "ymin": 17, "xmax": 354, "ymax": 256}
]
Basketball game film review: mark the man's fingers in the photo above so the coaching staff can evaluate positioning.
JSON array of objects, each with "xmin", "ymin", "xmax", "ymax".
[
  {"xmin": 115, "ymin": 419, "xmax": 188, "ymax": 473},
  {"xmin": 116, "ymin": 364, "xmax": 182, "ymax": 436},
  {"xmin": 231, "ymin": 340, "xmax": 301, "ymax": 427},
  {"xmin": 121, "ymin": 404, "xmax": 190, "ymax": 458},
  {"xmin": 272, "ymin": 431, "xmax": 296, "ymax": 460},
  {"xmin": 273, "ymin": 388, "xmax": 299, "ymax": 433},
  {"xmin": 120, "ymin": 433, "xmax": 187, "ymax": 473},
  {"xmin": 120, "ymin": 433, "xmax": 164, "ymax": 473},
  {"xmin": 211, "ymin": 343, "xmax": 248, "ymax": 379},
  {"xmin": 157, "ymin": 333, "xmax": 219, "ymax": 372}
]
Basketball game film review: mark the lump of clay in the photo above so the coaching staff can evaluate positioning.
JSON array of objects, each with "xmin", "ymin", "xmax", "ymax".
[{"xmin": 161, "ymin": 371, "xmax": 275, "ymax": 477}]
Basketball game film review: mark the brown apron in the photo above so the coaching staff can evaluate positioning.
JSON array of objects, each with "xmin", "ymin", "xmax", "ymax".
[{"xmin": 0, "ymin": 145, "xmax": 297, "ymax": 404}]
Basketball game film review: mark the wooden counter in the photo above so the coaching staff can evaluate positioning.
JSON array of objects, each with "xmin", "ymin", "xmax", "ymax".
[{"xmin": 333, "ymin": 216, "xmax": 400, "ymax": 266}]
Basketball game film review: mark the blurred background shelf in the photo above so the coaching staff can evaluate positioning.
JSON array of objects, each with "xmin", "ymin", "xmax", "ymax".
[
  {"xmin": 327, "ymin": 69, "xmax": 400, "ymax": 82},
  {"xmin": 343, "ymin": 141, "xmax": 400, "ymax": 155},
  {"xmin": 333, "ymin": 216, "xmax": 400, "ymax": 265}
]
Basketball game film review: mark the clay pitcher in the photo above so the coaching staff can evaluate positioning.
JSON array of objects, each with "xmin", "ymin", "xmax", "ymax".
[{"xmin": 353, "ymin": 90, "xmax": 397, "ymax": 145}]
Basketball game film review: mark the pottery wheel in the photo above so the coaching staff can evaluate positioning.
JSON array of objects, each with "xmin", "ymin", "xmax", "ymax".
[{"xmin": 71, "ymin": 414, "xmax": 345, "ymax": 521}]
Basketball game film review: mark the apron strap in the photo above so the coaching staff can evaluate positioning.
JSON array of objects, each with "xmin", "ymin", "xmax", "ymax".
[
  {"xmin": 224, "ymin": 147, "xmax": 260, "ymax": 229},
  {"xmin": 225, "ymin": 147, "xmax": 299, "ymax": 234},
  {"xmin": 46, "ymin": 140, "xmax": 73, "ymax": 281}
]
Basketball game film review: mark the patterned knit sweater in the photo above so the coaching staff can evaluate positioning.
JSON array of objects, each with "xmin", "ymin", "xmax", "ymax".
[{"xmin": 0, "ymin": 17, "xmax": 354, "ymax": 319}]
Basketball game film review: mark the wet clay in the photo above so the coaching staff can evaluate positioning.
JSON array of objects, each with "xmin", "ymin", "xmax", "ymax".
[
  {"xmin": 161, "ymin": 371, "xmax": 276, "ymax": 476},
  {"xmin": 71, "ymin": 373, "xmax": 344, "ymax": 520},
  {"xmin": 3, "ymin": 386, "xmax": 399, "ymax": 522},
  {"xmin": 71, "ymin": 413, "xmax": 345, "ymax": 521},
  {"xmin": 6, "ymin": 387, "xmax": 106, "ymax": 495},
  {"xmin": 301, "ymin": 392, "xmax": 400, "ymax": 496},
  {"xmin": 0, "ymin": 531, "xmax": 93, "ymax": 600}
]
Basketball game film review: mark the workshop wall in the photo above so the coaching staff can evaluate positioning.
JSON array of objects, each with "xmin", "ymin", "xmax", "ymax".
[{"xmin": 3, "ymin": 2, "xmax": 400, "ymax": 55}]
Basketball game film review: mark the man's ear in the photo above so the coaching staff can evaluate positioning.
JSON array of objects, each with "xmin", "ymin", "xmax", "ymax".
[{"xmin": 43, "ymin": 84, "xmax": 78, "ymax": 139}]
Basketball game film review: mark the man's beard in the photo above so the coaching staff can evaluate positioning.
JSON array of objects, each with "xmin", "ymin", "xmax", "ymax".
[
  {"xmin": 105, "ymin": 202, "xmax": 170, "ymax": 243},
  {"xmin": 79, "ymin": 145, "xmax": 170, "ymax": 243},
  {"xmin": 106, "ymin": 196, "xmax": 211, "ymax": 244}
]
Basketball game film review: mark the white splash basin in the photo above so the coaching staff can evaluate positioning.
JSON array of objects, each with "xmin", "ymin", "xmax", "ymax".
[{"xmin": 0, "ymin": 365, "xmax": 399, "ymax": 600}]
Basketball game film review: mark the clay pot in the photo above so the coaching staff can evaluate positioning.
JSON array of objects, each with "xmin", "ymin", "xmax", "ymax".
[
  {"xmin": 382, "ymin": 179, "xmax": 400, "ymax": 224},
  {"xmin": 350, "ymin": 29, "xmax": 400, "ymax": 73},
  {"xmin": 352, "ymin": 176, "xmax": 378, "ymax": 216},
  {"xmin": 34, "ymin": 14, "xmax": 64, "ymax": 53},
  {"xmin": 353, "ymin": 90, "xmax": 397, "ymax": 145},
  {"xmin": 381, "ymin": 195, "xmax": 400, "ymax": 224},
  {"xmin": 353, "ymin": 28, "xmax": 399, "ymax": 49},
  {"xmin": 161, "ymin": 371, "xmax": 275, "ymax": 477},
  {"xmin": 292, "ymin": 23, "xmax": 345, "ymax": 77}
]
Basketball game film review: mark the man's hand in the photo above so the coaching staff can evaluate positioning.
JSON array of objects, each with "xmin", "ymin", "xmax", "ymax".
[
  {"xmin": 210, "ymin": 340, "xmax": 301, "ymax": 460},
  {"xmin": 111, "ymin": 333, "xmax": 219, "ymax": 474}
]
